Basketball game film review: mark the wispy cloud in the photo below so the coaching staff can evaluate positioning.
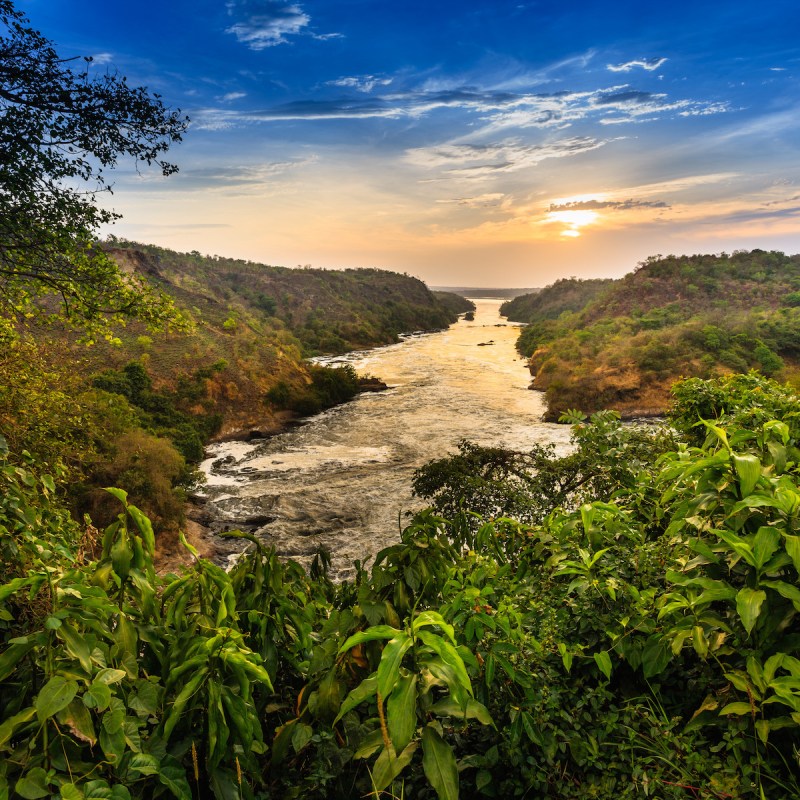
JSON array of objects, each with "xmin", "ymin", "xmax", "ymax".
[
  {"xmin": 548, "ymin": 198, "xmax": 670, "ymax": 211},
  {"xmin": 327, "ymin": 75, "xmax": 393, "ymax": 93},
  {"xmin": 89, "ymin": 52, "xmax": 114, "ymax": 65},
  {"xmin": 219, "ymin": 91, "xmax": 247, "ymax": 102},
  {"xmin": 193, "ymin": 81, "xmax": 726, "ymax": 131},
  {"xmin": 406, "ymin": 137, "xmax": 609, "ymax": 178},
  {"xmin": 225, "ymin": 1, "xmax": 339, "ymax": 49},
  {"xmin": 607, "ymin": 57, "xmax": 668, "ymax": 73},
  {"xmin": 437, "ymin": 193, "xmax": 507, "ymax": 208}
]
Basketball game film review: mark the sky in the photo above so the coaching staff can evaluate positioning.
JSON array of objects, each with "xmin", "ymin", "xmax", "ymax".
[{"xmin": 22, "ymin": 0, "xmax": 800, "ymax": 287}]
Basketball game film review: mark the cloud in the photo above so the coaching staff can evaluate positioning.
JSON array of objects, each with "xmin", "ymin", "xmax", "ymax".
[
  {"xmin": 89, "ymin": 52, "xmax": 114, "ymax": 65},
  {"xmin": 407, "ymin": 137, "xmax": 609, "ymax": 178},
  {"xmin": 219, "ymin": 91, "xmax": 247, "ymax": 102},
  {"xmin": 225, "ymin": 1, "xmax": 338, "ymax": 49},
  {"xmin": 437, "ymin": 193, "xmax": 507, "ymax": 208},
  {"xmin": 548, "ymin": 198, "xmax": 670, "ymax": 211},
  {"xmin": 151, "ymin": 158, "xmax": 318, "ymax": 190},
  {"xmin": 607, "ymin": 57, "xmax": 668, "ymax": 73},
  {"xmin": 327, "ymin": 75, "xmax": 393, "ymax": 93}
]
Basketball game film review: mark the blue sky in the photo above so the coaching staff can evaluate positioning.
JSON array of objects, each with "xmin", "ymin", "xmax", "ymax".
[{"xmin": 23, "ymin": 0, "xmax": 800, "ymax": 286}]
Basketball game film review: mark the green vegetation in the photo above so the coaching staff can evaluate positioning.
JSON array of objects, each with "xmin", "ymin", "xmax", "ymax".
[
  {"xmin": 507, "ymin": 251, "xmax": 800, "ymax": 420},
  {"xmin": 2, "ymin": 373, "xmax": 800, "ymax": 799},
  {"xmin": 0, "ymin": 1, "xmax": 187, "ymax": 336},
  {"xmin": 431, "ymin": 292, "xmax": 476, "ymax": 318},
  {"xmin": 500, "ymin": 277, "xmax": 613, "ymax": 324}
]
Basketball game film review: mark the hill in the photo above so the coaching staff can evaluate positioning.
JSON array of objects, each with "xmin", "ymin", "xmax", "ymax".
[
  {"xmin": 500, "ymin": 277, "xmax": 614, "ymax": 323},
  {"xmin": 514, "ymin": 250, "xmax": 800, "ymax": 419},
  {"xmin": 4, "ymin": 240, "xmax": 471, "ymax": 539}
]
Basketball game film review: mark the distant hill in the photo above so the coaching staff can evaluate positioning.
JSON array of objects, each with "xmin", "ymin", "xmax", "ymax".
[
  {"xmin": 431, "ymin": 286, "xmax": 539, "ymax": 299},
  {"xmin": 500, "ymin": 278, "xmax": 614, "ymax": 323},
  {"xmin": 516, "ymin": 250, "xmax": 800, "ymax": 420}
]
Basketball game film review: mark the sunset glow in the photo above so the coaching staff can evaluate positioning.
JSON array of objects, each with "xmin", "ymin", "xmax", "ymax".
[{"xmin": 25, "ymin": 0, "xmax": 800, "ymax": 286}]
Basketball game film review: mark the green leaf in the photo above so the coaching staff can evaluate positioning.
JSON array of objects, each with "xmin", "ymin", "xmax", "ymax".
[
  {"xmin": 58, "ymin": 698, "xmax": 97, "ymax": 745},
  {"xmin": 127, "ymin": 753, "xmax": 161, "ymax": 776},
  {"xmin": 372, "ymin": 741, "xmax": 418, "ymax": 792},
  {"xmin": 387, "ymin": 673, "xmax": 417, "ymax": 752},
  {"xmin": 733, "ymin": 454, "xmax": 761, "ymax": 498},
  {"xmin": 127, "ymin": 505, "xmax": 155, "ymax": 557},
  {"xmin": 58, "ymin": 621, "xmax": 93, "ymax": 674},
  {"xmin": 783, "ymin": 534, "xmax": 800, "ymax": 573},
  {"xmin": 752, "ymin": 527, "xmax": 780, "ymax": 571},
  {"xmin": 104, "ymin": 487, "xmax": 129, "ymax": 506},
  {"xmin": 334, "ymin": 675, "xmax": 378, "ymax": 724},
  {"xmin": 0, "ymin": 706, "xmax": 36, "ymax": 749},
  {"xmin": 291, "ymin": 722, "xmax": 313, "ymax": 754},
  {"xmin": 418, "ymin": 629, "xmax": 473, "ymax": 702},
  {"xmin": 377, "ymin": 634, "xmax": 413, "ymax": 698},
  {"xmin": 353, "ymin": 729, "xmax": 385, "ymax": 759},
  {"xmin": 736, "ymin": 588, "xmax": 766, "ymax": 635},
  {"xmin": 641, "ymin": 636, "xmax": 671, "ymax": 678},
  {"xmin": 720, "ymin": 702, "xmax": 754, "ymax": 716},
  {"xmin": 0, "ymin": 639, "xmax": 37, "ymax": 682},
  {"xmin": 430, "ymin": 697, "xmax": 494, "ymax": 726},
  {"xmin": 338, "ymin": 625, "xmax": 400, "ymax": 654},
  {"xmin": 83, "ymin": 680, "xmax": 112, "ymax": 711},
  {"xmin": 412, "ymin": 611, "xmax": 455, "ymax": 644},
  {"xmin": 593, "ymin": 651, "xmax": 612, "ymax": 680},
  {"xmin": 422, "ymin": 725, "xmax": 459, "ymax": 800},
  {"xmin": 35, "ymin": 675, "xmax": 78, "ymax": 722},
  {"xmin": 15, "ymin": 768, "xmax": 50, "ymax": 800}
]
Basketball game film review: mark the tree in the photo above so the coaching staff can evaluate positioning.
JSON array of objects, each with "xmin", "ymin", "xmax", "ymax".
[{"xmin": 0, "ymin": 0, "xmax": 188, "ymax": 332}]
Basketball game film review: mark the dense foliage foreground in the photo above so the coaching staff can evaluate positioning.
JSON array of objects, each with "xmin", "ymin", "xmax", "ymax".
[{"xmin": 2, "ymin": 373, "xmax": 800, "ymax": 799}]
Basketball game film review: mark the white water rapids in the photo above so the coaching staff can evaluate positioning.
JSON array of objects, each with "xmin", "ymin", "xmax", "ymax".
[{"xmin": 198, "ymin": 299, "xmax": 572, "ymax": 579}]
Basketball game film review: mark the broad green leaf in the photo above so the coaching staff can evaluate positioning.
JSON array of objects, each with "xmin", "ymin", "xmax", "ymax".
[
  {"xmin": 353, "ymin": 729, "xmax": 385, "ymax": 759},
  {"xmin": 590, "ymin": 650, "xmax": 610, "ymax": 679},
  {"xmin": 128, "ymin": 753, "xmax": 161, "ymax": 776},
  {"xmin": 291, "ymin": 722, "xmax": 313, "ymax": 754},
  {"xmin": 720, "ymin": 702, "xmax": 754, "ymax": 716},
  {"xmin": 60, "ymin": 785, "xmax": 85, "ymax": 800},
  {"xmin": 58, "ymin": 698, "xmax": 97, "ymax": 745},
  {"xmin": 736, "ymin": 588, "xmax": 766, "ymax": 635},
  {"xmin": 35, "ymin": 675, "xmax": 78, "ymax": 722},
  {"xmin": 783, "ymin": 535, "xmax": 800, "ymax": 573},
  {"xmin": 692, "ymin": 626, "xmax": 709, "ymax": 658},
  {"xmin": 58, "ymin": 621, "xmax": 93, "ymax": 674},
  {"xmin": 422, "ymin": 725, "xmax": 459, "ymax": 800},
  {"xmin": 417, "ymin": 630, "xmax": 472, "ymax": 700},
  {"xmin": 387, "ymin": 673, "xmax": 417, "ymax": 752},
  {"xmin": 558, "ymin": 643, "xmax": 573, "ymax": 673},
  {"xmin": 641, "ymin": 636, "xmax": 671, "ymax": 678},
  {"xmin": 752, "ymin": 527, "xmax": 780, "ymax": 571},
  {"xmin": 412, "ymin": 611, "xmax": 455, "ymax": 644},
  {"xmin": 377, "ymin": 634, "xmax": 413, "ymax": 698},
  {"xmin": 83, "ymin": 680, "xmax": 112, "ymax": 711},
  {"xmin": 430, "ymin": 697, "xmax": 494, "ymax": 726},
  {"xmin": 733, "ymin": 454, "xmax": 761, "ymax": 498},
  {"xmin": 127, "ymin": 505, "xmax": 155, "ymax": 556},
  {"xmin": 0, "ymin": 706, "xmax": 36, "ymax": 748},
  {"xmin": 104, "ymin": 487, "xmax": 129, "ymax": 506},
  {"xmin": 334, "ymin": 675, "xmax": 378, "ymax": 724},
  {"xmin": 371, "ymin": 741, "xmax": 418, "ymax": 792},
  {"xmin": 15, "ymin": 768, "xmax": 50, "ymax": 800},
  {"xmin": 761, "ymin": 580, "xmax": 800, "ymax": 612},
  {"xmin": 0, "ymin": 639, "xmax": 37, "ymax": 682},
  {"xmin": 338, "ymin": 625, "xmax": 401, "ymax": 655}
]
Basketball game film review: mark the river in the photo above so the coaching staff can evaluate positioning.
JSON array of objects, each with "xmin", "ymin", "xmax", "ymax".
[{"xmin": 198, "ymin": 299, "xmax": 572, "ymax": 579}]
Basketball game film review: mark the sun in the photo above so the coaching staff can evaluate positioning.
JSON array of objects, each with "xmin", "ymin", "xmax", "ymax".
[{"xmin": 546, "ymin": 209, "xmax": 600, "ymax": 237}]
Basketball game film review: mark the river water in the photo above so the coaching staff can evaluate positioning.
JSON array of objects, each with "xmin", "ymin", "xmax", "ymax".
[{"xmin": 198, "ymin": 299, "xmax": 572, "ymax": 579}]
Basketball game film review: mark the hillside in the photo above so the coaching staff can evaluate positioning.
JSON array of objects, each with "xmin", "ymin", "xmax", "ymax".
[
  {"xmin": 514, "ymin": 250, "xmax": 800, "ymax": 419},
  {"xmin": 500, "ymin": 277, "xmax": 614, "ymax": 323},
  {"xmin": 6, "ymin": 241, "xmax": 471, "ymax": 539}
]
